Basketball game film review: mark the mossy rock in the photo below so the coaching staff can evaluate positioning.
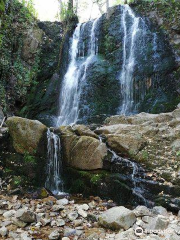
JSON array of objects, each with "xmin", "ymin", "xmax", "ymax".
[{"xmin": 6, "ymin": 117, "xmax": 47, "ymax": 156}]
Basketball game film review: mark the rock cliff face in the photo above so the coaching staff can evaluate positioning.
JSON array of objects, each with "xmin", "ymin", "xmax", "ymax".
[
  {"xmin": 0, "ymin": 0, "xmax": 43, "ymax": 115},
  {"xmin": 0, "ymin": 0, "xmax": 64, "ymax": 121}
]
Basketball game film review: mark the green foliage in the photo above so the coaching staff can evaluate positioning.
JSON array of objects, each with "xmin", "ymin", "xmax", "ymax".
[
  {"xmin": 19, "ymin": 0, "xmax": 38, "ymax": 20},
  {"xmin": 0, "ymin": 0, "xmax": 5, "ymax": 13},
  {"xmin": 12, "ymin": 176, "xmax": 23, "ymax": 187},
  {"xmin": 24, "ymin": 152, "xmax": 36, "ymax": 164},
  {"xmin": 56, "ymin": 1, "xmax": 74, "ymax": 21},
  {"xmin": 90, "ymin": 174, "xmax": 102, "ymax": 185},
  {"xmin": 0, "ymin": 0, "xmax": 41, "ymax": 114},
  {"xmin": 141, "ymin": 150, "xmax": 149, "ymax": 160}
]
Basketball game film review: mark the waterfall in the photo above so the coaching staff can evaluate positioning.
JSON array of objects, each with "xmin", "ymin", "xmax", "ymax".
[
  {"xmin": 57, "ymin": 18, "xmax": 100, "ymax": 127},
  {"xmin": 109, "ymin": 148, "xmax": 148, "ymax": 205},
  {"xmin": 119, "ymin": 5, "xmax": 145, "ymax": 115},
  {"xmin": 98, "ymin": 135, "xmax": 148, "ymax": 205},
  {"xmin": 45, "ymin": 129, "xmax": 64, "ymax": 195}
]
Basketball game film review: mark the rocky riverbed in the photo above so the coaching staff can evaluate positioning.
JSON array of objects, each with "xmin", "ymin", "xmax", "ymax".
[{"xmin": 0, "ymin": 191, "xmax": 180, "ymax": 240}]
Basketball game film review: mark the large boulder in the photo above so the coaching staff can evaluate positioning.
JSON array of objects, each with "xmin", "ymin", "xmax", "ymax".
[
  {"xmin": 98, "ymin": 206, "xmax": 136, "ymax": 230},
  {"xmin": 6, "ymin": 117, "xmax": 47, "ymax": 155},
  {"xmin": 59, "ymin": 125, "xmax": 107, "ymax": 170}
]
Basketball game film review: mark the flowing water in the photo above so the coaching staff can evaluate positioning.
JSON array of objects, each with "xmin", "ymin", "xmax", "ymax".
[
  {"xmin": 45, "ymin": 129, "xmax": 64, "ymax": 195},
  {"xmin": 57, "ymin": 18, "xmax": 100, "ymax": 126},
  {"xmin": 99, "ymin": 136, "xmax": 148, "ymax": 205},
  {"xmin": 119, "ymin": 5, "xmax": 141, "ymax": 115},
  {"xmin": 109, "ymin": 148, "xmax": 148, "ymax": 205}
]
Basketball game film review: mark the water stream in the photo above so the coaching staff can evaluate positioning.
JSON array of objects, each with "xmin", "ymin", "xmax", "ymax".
[
  {"xmin": 57, "ymin": 18, "xmax": 100, "ymax": 127},
  {"xmin": 119, "ymin": 5, "xmax": 142, "ymax": 115},
  {"xmin": 45, "ymin": 129, "xmax": 64, "ymax": 195}
]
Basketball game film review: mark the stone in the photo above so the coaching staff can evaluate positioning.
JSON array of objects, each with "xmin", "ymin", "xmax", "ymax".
[
  {"xmin": 6, "ymin": 117, "xmax": 47, "ymax": 155},
  {"xmin": 115, "ymin": 228, "xmax": 136, "ymax": 240},
  {"xmin": 78, "ymin": 204, "xmax": 89, "ymax": 211},
  {"xmin": 74, "ymin": 219, "xmax": 83, "ymax": 227},
  {"xmin": 72, "ymin": 125, "xmax": 99, "ymax": 139},
  {"xmin": 106, "ymin": 132, "xmax": 147, "ymax": 156},
  {"xmin": 68, "ymin": 212, "xmax": 78, "ymax": 221},
  {"xmin": 98, "ymin": 206, "xmax": 136, "ymax": 230},
  {"xmin": 12, "ymin": 217, "xmax": 27, "ymax": 227},
  {"xmin": 60, "ymin": 126, "xmax": 107, "ymax": 170},
  {"xmin": 40, "ymin": 218, "xmax": 51, "ymax": 226},
  {"xmin": 133, "ymin": 206, "xmax": 151, "ymax": 217},
  {"xmin": 142, "ymin": 215, "xmax": 169, "ymax": 230},
  {"xmin": 49, "ymin": 230, "xmax": 60, "ymax": 240},
  {"xmin": 56, "ymin": 219, "xmax": 65, "ymax": 227},
  {"xmin": 51, "ymin": 204, "xmax": 64, "ymax": 211},
  {"xmin": 20, "ymin": 233, "xmax": 32, "ymax": 240},
  {"xmin": 56, "ymin": 198, "xmax": 69, "ymax": 205},
  {"xmin": 64, "ymin": 228, "xmax": 76, "ymax": 237},
  {"xmin": 78, "ymin": 208, "xmax": 87, "ymax": 218},
  {"xmin": 0, "ymin": 226, "xmax": 8, "ymax": 237},
  {"xmin": 16, "ymin": 209, "xmax": 36, "ymax": 223},
  {"xmin": 3, "ymin": 210, "xmax": 16, "ymax": 219},
  {"xmin": 1, "ymin": 220, "xmax": 12, "ymax": 227},
  {"xmin": 152, "ymin": 206, "xmax": 168, "ymax": 216}
]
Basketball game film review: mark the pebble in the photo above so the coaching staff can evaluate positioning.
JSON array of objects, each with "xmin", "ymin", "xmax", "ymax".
[
  {"xmin": 49, "ymin": 230, "xmax": 60, "ymax": 240},
  {"xmin": 0, "ymin": 226, "xmax": 8, "ymax": 237}
]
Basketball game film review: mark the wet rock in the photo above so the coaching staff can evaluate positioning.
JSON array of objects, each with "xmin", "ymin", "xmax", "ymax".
[{"xmin": 98, "ymin": 206, "xmax": 136, "ymax": 230}]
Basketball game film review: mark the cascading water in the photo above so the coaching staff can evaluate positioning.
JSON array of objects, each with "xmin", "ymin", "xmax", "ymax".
[
  {"xmin": 57, "ymin": 18, "xmax": 100, "ymax": 126},
  {"xmin": 108, "ymin": 148, "xmax": 148, "ymax": 205},
  {"xmin": 45, "ymin": 129, "xmax": 64, "ymax": 195},
  {"xmin": 119, "ymin": 5, "xmax": 141, "ymax": 115},
  {"xmin": 99, "ymin": 136, "xmax": 148, "ymax": 205}
]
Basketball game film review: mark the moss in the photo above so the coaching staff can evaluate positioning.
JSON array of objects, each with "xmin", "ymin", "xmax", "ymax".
[
  {"xmin": 0, "ymin": 0, "xmax": 41, "ymax": 114},
  {"xmin": 65, "ymin": 167, "xmax": 110, "ymax": 195}
]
